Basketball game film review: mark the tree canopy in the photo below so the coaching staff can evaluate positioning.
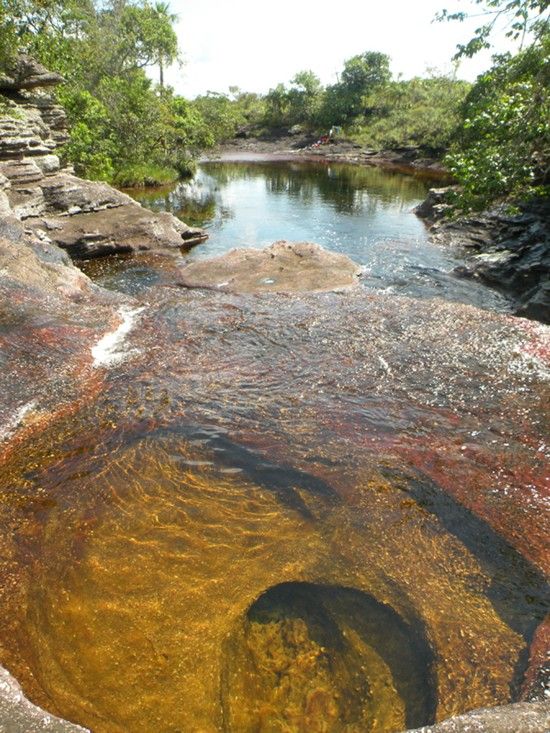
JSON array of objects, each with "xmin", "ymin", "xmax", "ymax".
[{"xmin": 437, "ymin": 0, "xmax": 550, "ymax": 57}]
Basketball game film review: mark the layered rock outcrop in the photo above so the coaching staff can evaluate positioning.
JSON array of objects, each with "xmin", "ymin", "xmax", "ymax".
[
  {"xmin": 0, "ymin": 56, "xmax": 207, "ymax": 258},
  {"xmin": 416, "ymin": 190, "xmax": 550, "ymax": 324}
]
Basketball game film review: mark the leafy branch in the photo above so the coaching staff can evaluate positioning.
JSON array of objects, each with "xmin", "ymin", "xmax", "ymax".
[{"xmin": 436, "ymin": 0, "xmax": 550, "ymax": 57}]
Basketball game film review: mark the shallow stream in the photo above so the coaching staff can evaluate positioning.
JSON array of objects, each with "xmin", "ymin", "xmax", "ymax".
[
  {"xmin": 0, "ymin": 161, "xmax": 547, "ymax": 733},
  {"xmin": 108, "ymin": 160, "xmax": 510, "ymax": 311}
]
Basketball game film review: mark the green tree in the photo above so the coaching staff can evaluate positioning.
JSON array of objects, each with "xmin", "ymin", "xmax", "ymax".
[
  {"xmin": 446, "ymin": 34, "xmax": 550, "ymax": 208},
  {"xmin": 264, "ymin": 83, "xmax": 290, "ymax": 127},
  {"xmin": 437, "ymin": 0, "xmax": 550, "ymax": 57},
  {"xmin": 152, "ymin": 1, "xmax": 178, "ymax": 88},
  {"xmin": 58, "ymin": 87, "xmax": 115, "ymax": 180},
  {"xmin": 340, "ymin": 51, "xmax": 391, "ymax": 93},
  {"xmin": 192, "ymin": 92, "xmax": 246, "ymax": 143},
  {"xmin": 318, "ymin": 51, "xmax": 391, "ymax": 125},
  {"xmin": 353, "ymin": 74, "xmax": 470, "ymax": 152},
  {"xmin": 0, "ymin": 0, "xmax": 194, "ymax": 185},
  {"xmin": 287, "ymin": 70, "xmax": 323, "ymax": 125},
  {"xmin": 228, "ymin": 87, "xmax": 265, "ymax": 127}
]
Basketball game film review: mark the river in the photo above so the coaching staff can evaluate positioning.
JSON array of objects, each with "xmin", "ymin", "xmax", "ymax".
[
  {"xmin": 88, "ymin": 160, "xmax": 510, "ymax": 312},
  {"xmin": 0, "ymin": 160, "xmax": 547, "ymax": 733}
]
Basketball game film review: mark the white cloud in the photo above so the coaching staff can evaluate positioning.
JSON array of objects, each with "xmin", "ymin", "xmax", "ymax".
[{"xmin": 160, "ymin": 0, "xmax": 524, "ymax": 98}]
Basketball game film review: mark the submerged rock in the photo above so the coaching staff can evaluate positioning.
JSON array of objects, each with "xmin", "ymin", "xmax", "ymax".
[{"xmin": 178, "ymin": 240, "xmax": 362, "ymax": 293}]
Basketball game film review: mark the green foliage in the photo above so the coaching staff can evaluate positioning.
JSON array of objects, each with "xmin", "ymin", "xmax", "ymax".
[
  {"xmin": 0, "ymin": 0, "xmax": 203, "ymax": 185},
  {"xmin": 349, "ymin": 75, "xmax": 471, "ymax": 151},
  {"xmin": 263, "ymin": 83, "xmax": 291, "ymax": 127},
  {"xmin": 191, "ymin": 92, "xmax": 246, "ymax": 143},
  {"xmin": 341, "ymin": 52, "xmax": 391, "ymax": 93},
  {"xmin": 0, "ymin": 1, "xmax": 22, "ymax": 66},
  {"xmin": 437, "ymin": 0, "xmax": 550, "ymax": 58},
  {"xmin": 112, "ymin": 162, "xmax": 178, "ymax": 187},
  {"xmin": 446, "ymin": 34, "xmax": 550, "ymax": 209},
  {"xmin": 261, "ymin": 52, "xmax": 392, "ymax": 130},
  {"xmin": 319, "ymin": 52, "xmax": 391, "ymax": 125},
  {"xmin": 228, "ymin": 87, "xmax": 265, "ymax": 127},
  {"xmin": 286, "ymin": 71, "xmax": 323, "ymax": 125},
  {"xmin": 58, "ymin": 88, "xmax": 114, "ymax": 179}
]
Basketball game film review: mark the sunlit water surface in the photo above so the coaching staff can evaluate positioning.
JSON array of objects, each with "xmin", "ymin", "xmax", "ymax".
[
  {"xmin": 119, "ymin": 160, "xmax": 510, "ymax": 311},
  {"xmin": 0, "ymin": 163, "xmax": 547, "ymax": 733}
]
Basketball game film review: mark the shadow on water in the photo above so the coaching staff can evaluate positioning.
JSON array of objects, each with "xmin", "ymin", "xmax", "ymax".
[
  {"xmin": 383, "ymin": 467, "xmax": 549, "ymax": 696},
  {"xmin": 222, "ymin": 582, "xmax": 437, "ymax": 733},
  {"xmin": 152, "ymin": 424, "xmax": 340, "ymax": 519},
  {"xmin": 120, "ymin": 421, "xmax": 550, "ymax": 688}
]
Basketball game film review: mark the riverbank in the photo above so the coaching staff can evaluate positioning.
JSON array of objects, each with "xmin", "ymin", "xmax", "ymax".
[
  {"xmin": 213, "ymin": 132, "xmax": 449, "ymax": 178},
  {"xmin": 0, "ymin": 60, "xmax": 549, "ymax": 733},
  {"xmin": 416, "ymin": 189, "xmax": 550, "ymax": 324}
]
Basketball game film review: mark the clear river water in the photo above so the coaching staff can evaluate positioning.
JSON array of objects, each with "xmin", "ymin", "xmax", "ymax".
[
  {"xmin": 100, "ymin": 159, "xmax": 511, "ymax": 312},
  {"xmin": 0, "ymin": 160, "xmax": 547, "ymax": 733}
]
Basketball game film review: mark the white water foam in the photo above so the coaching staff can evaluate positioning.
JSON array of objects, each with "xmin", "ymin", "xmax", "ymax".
[
  {"xmin": 91, "ymin": 306, "xmax": 145, "ymax": 368},
  {"xmin": 0, "ymin": 400, "xmax": 37, "ymax": 443},
  {"xmin": 507, "ymin": 323, "xmax": 550, "ymax": 383}
]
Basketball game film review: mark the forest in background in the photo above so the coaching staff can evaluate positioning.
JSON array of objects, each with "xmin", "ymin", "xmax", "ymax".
[{"xmin": 0, "ymin": 0, "xmax": 548, "ymax": 209}]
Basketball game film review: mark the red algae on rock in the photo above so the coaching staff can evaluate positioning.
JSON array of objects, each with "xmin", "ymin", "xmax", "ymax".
[{"xmin": 0, "ymin": 279, "xmax": 548, "ymax": 732}]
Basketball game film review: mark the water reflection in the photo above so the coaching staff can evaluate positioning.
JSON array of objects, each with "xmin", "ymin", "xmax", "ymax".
[
  {"xmin": 131, "ymin": 161, "xmax": 430, "ymax": 241},
  {"xmin": 126, "ymin": 161, "xmax": 511, "ymax": 313}
]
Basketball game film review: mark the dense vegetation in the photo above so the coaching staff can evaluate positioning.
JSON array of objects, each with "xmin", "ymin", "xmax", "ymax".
[
  {"xmin": 0, "ymin": 0, "xmax": 206, "ymax": 184},
  {"xmin": 0, "ymin": 0, "xmax": 548, "ymax": 208},
  {"xmin": 447, "ymin": 37, "xmax": 549, "ymax": 209},
  {"xmin": 438, "ymin": 0, "xmax": 549, "ymax": 208},
  {"xmin": 258, "ymin": 63, "xmax": 471, "ymax": 154}
]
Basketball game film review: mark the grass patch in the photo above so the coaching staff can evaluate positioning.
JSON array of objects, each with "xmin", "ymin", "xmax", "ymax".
[
  {"xmin": 113, "ymin": 163, "xmax": 179, "ymax": 188},
  {"xmin": 174, "ymin": 157, "xmax": 197, "ymax": 179}
]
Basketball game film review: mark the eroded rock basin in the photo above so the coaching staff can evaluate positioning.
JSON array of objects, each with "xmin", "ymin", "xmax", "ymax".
[{"xmin": 0, "ymin": 284, "xmax": 549, "ymax": 732}]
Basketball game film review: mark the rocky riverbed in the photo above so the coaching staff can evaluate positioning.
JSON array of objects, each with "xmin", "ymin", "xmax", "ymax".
[{"xmin": 0, "ymin": 58, "xmax": 549, "ymax": 733}]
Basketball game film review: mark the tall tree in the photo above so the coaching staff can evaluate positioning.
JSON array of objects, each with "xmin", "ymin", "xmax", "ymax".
[
  {"xmin": 152, "ymin": 1, "xmax": 177, "ymax": 88},
  {"xmin": 319, "ymin": 51, "xmax": 391, "ymax": 125},
  {"xmin": 437, "ymin": 0, "xmax": 550, "ymax": 57}
]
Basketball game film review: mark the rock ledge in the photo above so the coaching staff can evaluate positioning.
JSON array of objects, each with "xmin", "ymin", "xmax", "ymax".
[{"xmin": 177, "ymin": 241, "xmax": 363, "ymax": 293}]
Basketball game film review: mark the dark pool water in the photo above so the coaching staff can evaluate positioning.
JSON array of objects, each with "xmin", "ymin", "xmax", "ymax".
[{"xmin": 125, "ymin": 160, "xmax": 510, "ymax": 311}]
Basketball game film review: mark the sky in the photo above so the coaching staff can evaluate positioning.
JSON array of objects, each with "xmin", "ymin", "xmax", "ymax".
[{"xmin": 161, "ymin": 0, "xmax": 522, "ymax": 98}]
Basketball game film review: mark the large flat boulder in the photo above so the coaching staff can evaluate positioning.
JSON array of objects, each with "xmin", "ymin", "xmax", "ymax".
[
  {"xmin": 27, "ymin": 204, "xmax": 208, "ymax": 259},
  {"xmin": 6, "ymin": 172, "xmax": 207, "ymax": 257},
  {"xmin": 178, "ymin": 240, "xmax": 362, "ymax": 293}
]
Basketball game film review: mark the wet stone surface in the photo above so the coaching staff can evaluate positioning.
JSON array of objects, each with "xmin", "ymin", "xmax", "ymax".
[
  {"xmin": 0, "ymin": 282, "xmax": 548, "ymax": 732},
  {"xmin": 177, "ymin": 240, "xmax": 362, "ymax": 293}
]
